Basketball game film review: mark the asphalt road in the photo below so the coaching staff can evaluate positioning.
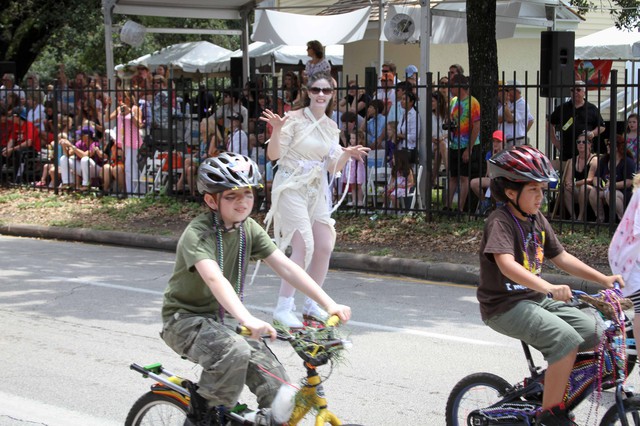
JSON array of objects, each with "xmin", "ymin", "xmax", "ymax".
[{"xmin": 0, "ymin": 236, "xmax": 632, "ymax": 425}]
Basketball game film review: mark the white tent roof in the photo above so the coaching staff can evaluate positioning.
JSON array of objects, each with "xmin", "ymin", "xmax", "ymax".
[
  {"xmin": 575, "ymin": 26, "xmax": 640, "ymax": 60},
  {"xmin": 116, "ymin": 41, "xmax": 232, "ymax": 73},
  {"xmin": 209, "ymin": 42, "xmax": 343, "ymax": 73}
]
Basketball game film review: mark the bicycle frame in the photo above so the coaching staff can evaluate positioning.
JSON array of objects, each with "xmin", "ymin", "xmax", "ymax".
[
  {"xmin": 451, "ymin": 290, "xmax": 636, "ymax": 426},
  {"xmin": 128, "ymin": 317, "xmax": 352, "ymax": 426}
]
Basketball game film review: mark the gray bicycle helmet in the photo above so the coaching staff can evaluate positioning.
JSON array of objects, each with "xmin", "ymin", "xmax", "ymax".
[
  {"xmin": 488, "ymin": 145, "xmax": 559, "ymax": 187},
  {"xmin": 197, "ymin": 152, "xmax": 262, "ymax": 194}
]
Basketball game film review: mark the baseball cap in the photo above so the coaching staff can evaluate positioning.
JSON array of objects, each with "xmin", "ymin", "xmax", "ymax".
[
  {"xmin": 492, "ymin": 130, "xmax": 505, "ymax": 142},
  {"xmin": 380, "ymin": 72, "xmax": 395, "ymax": 81},
  {"xmin": 405, "ymin": 65, "xmax": 418, "ymax": 78},
  {"xmin": 228, "ymin": 113, "xmax": 243, "ymax": 123}
]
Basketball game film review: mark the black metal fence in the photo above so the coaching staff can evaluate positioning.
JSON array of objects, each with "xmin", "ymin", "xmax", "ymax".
[{"xmin": 1, "ymin": 69, "xmax": 638, "ymax": 231}]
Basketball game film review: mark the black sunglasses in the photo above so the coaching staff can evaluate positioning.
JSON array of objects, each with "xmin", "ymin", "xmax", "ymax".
[{"xmin": 309, "ymin": 87, "xmax": 333, "ymax": 95}]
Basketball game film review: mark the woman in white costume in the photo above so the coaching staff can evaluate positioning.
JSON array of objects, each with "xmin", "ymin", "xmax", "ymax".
[{"xmin": 260, "ymin": 72, "xmax": 369, "ymax": 328}]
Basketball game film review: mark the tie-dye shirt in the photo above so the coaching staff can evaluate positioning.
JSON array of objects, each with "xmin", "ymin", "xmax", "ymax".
[{"xmin": 449, "ymin": 95, "xmax": 481, "ymax": 150}]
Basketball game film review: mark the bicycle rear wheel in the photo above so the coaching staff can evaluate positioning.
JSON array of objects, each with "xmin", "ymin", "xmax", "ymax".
[
  {"xmin": 600, "ymin": 396, "xmax": 640, "ymax": 425},
  {"xmin": 125, "ymin": 391, "xmax": 192, "ymax": 426},
  {"xmin": 445, "ymin": 372, "xmax": 511, "ymax": 426}
]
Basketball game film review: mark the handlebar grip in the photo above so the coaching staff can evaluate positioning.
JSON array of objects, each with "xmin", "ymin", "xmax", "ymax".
[
  {"xmin": 326, "ymin": 315, "xmax": 341, "ymax": 327},
  {"xmin": 236, "ymin": 325, "xmax": 251, "ymax": 337}
]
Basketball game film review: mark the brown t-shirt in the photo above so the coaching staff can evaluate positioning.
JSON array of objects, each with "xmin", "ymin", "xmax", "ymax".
[{"xmin": 477, "ymin": 207, "xmax": 564, "ymax": 321}]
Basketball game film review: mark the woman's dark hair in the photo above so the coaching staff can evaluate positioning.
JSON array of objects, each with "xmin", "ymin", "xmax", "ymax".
[
  {"xmin": 307, "ymin": 40, "xmax": 324, "ymax": 59},
  {"xmin": 341, "ymin": 111, "xmax": 357, "ymax": 123},
  {"xmin": 392, "ymin": 150, "xmax": 411, "ymax": 177},
  {"xmin": 490, "ymin": 177, "xmax": 525, "ymax": 203}
]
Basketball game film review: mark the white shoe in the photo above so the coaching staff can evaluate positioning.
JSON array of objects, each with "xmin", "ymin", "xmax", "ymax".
[
  {"xmin": 273, "ymin": 297, "xmax": 303, "ymax": 329},
  {"xmin": 303, "ymin": 298, "xmax": 329, "ymax": 322}
]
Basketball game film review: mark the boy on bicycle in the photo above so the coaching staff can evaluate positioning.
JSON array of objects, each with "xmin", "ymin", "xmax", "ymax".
[
  {"xmin": 160, "ymin": 152, "xmax": 351, "ymax": 425},
  {"xmin": 477, "ymin": 145, "xmax": 623, "ymax": 426}
]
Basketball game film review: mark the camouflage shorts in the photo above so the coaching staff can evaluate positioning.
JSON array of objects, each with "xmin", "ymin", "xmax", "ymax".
[{"xmin": 161, "ymin": 313, "xmax": 289, "ymax": 408}]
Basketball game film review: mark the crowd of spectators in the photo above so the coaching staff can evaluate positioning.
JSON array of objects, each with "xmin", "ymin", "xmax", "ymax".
[{"xmin": 1, "ymin": 47, "xmax": 637, "ymax": 224}]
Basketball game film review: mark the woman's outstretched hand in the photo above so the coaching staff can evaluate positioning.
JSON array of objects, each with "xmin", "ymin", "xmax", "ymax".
[
  {"xmin": 259, "ymin": 109, "xmax": 288, "ymax": 130},
  {"xmin": 343, "ymin": 145, "xmax": 370, "ymax": 163}
]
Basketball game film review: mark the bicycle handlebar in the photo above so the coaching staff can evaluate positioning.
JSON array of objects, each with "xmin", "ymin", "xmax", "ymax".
[{"xmin": 236, "ymin": 315, "xmax": 350, "ymax": 367}]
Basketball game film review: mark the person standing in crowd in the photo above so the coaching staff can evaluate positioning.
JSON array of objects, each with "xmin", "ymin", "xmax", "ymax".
[
  {"xmin": 562, "ymin": 131, "xmax": 599, "ymax": 221},
  {"xmin": 590, "ymin": 135, "xmax": 636, "ymax": 223},
  {"xmin": 376, "ymin": 72, "xmax": 396, "ymax": 115},
  {"xmin": 500, "ymin": 80, "xmax": 535, "ymax": 147},
  {"xmin": 0, "ymin": 73, "xmax": 25, "ymax": 107},
  {"xmin": 548, "ymin": 80, "xmax": 605, "ymax": 164},
  {"xmin": 625, "ymin": 113, "xmax": 638, "ymax": 166},
  {"xmin": 405, "ymin": 65, "xmax": 419, "ymax": 87},
  {"xmin": 226, "ymin": 113, "xmax": 250, "ymax": 157},
  {"xmin": 448, "ymin": 73, "xmax": 481, "ymax": 212},
  {"xmin": 260, "ymin": 72, "xmax": 369, "ymax": 329},
  {"xmin": 397, "ymin": 91, "xmax": 420, "ymax": 164},
  {"xmin": 470, "ymin": 130, "xmax": 506, "ymax": 215},
  {"xmin": 303, "ymin": 40, "xmax": 331, "ymax": 84},
  {"xmin": 338, "ymin": 80, "xmax": 370, "ymax": 119},
  {"xmin": 216, "ymin": 90, "xmax": 248, "ymax": 135},
  {"xmin": 448, "ymin": 64, "xmax": 464, "ymax": 79},
  {"xmin": 431, "ymin": 90, "xmax": 449, "ymax": 184},
  {"xmin": 387, "ymin": 81, "xmax": 412, "ymax": 127},
  {"xmin": 110, "ymin": 90, "xmax": 143, "ymax": 193}
]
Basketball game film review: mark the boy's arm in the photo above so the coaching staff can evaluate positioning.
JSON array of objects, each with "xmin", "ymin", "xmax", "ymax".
[
  {"xmin": 494, "ymin": 253, "xmax": 573, "ymax": 301},
  {"xmin": 549, "ymin": 251, "xmax": 623, "ymax": 289},
  {"xmin": 263, "ymin": 250, "xmax": 351, "ymax": 323},
  {"xmin": 194, "ymin": 259, "xmax": 276, "ymax": 340}
]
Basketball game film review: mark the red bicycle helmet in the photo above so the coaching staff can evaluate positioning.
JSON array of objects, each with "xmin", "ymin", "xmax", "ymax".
[
  {"xmin": 197, "ymin": 152, "xmax": 263, "ymax": 194},
  {"xmin": 488, "ymin": 145, "xmax": 558, "ymax": 187}
]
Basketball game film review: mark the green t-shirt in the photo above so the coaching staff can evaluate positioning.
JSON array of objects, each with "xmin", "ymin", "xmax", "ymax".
[{"xmin": 162, "ymin": 212, "xmax": 277, "ymax": 321}]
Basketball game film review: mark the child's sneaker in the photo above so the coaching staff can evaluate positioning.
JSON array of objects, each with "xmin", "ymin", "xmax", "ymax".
[
  {"xmin": 535, "ymin": 403, "xmax": 577, "ymax": 426},
  {"xmin": 243, "ymin": 408, "xmax": 284, "ymax": 425}
]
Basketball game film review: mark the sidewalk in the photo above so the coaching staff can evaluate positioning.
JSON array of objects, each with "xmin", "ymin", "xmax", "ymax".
[{"xmin": 0, "ymin": 223, "xmax": 598, "ymax": 291}]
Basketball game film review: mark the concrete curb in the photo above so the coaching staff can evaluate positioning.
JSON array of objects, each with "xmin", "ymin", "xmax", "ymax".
[{"xmin": 0, "ymin": 223, "xmax": 595, "ymax": 290}]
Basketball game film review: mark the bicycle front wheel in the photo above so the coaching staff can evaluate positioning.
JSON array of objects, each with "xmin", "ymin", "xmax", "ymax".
[
  {"xmin": 600, "ymin": 396, "xmax": 640, "ymax": 425},
  {"xmin": 445, "ymin": 372, "xmax": 511, "ymax": 426},
  {"xmin": 125, "ymin": 391, "xmax": 192, "ymax": 426}
]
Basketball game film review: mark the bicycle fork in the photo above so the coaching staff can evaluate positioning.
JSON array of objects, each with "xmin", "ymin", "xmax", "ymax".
[{"xmin": 289, "ymin": 364, "xmax": 341, "ymax": 426}]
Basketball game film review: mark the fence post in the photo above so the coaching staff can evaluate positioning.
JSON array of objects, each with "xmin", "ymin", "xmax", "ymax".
[{"xmin": 608, "ymin": 69, "xmax": 618, "ymax": 233}]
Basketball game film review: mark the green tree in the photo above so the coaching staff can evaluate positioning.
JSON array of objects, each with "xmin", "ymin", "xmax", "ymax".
[{"xmin": 0, "ymin": 0, "xmax": 241, "ymax": 83}]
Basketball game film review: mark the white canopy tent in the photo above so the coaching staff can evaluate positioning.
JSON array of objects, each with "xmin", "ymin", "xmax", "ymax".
[
  {"xmin": 115, "ymin": 41, "xmax": 232, "ymax": 74},
  {"xmin": 208, "ymin": 42, "xmax": 344, "ymax": 73},
  {"xmin": 575, "ymin": 26, "xmax": 640, "ymax": 60},
  {"xmin": 575, "ymin": 26, "xmax": 640, "ymax": 120}
]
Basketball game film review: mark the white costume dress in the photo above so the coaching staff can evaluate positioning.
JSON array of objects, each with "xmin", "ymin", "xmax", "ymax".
[{"xmin": 265, "ymin": 108, "xmax": 342, "ymax": 268}]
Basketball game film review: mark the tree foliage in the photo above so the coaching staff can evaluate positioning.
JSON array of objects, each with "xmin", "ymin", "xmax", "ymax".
[{"xmin": 0, "ymin": 0, "xmax": 242, "ymax": 84}]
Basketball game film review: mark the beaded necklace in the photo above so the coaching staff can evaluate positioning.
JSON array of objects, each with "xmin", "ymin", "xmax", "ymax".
[
  {"xmin": 212, "ymin": 212, "xmax": 246, "ymax": 322},
  {"xmin": 506, "ymin": 206, "xmax": 542, "ymax": 276}
]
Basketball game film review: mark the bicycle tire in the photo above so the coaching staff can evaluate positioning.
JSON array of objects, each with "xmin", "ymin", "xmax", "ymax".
[
  {"xmin": 125, "ymin": 391, "xmax": 192, "ymax": 426},
  {"xmin": 627, "ymin": 326, "xmax": 637, "ymax": 376},
  {"xmin": 600, "ymin": 396, "xmax": 640, "ymax": 425},
  {"xmin": 445, "ymin": 372, "xmax": 512, "ymax": 426}
]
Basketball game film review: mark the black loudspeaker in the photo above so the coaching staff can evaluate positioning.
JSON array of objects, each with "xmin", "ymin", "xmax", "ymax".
[
  {"xmin": 229, "ymin": 57, "xmax": 255, "ymax": 90},
  {"xmin": 540, "ymin": 31, "xmax": 575, "ymax": 98},
  {"xmin": 364, "ymin": 66, "xmax": 377, "ymax": 97},
  {"xmin": 0, "ymin": 62, "xmax": 16, "ymax": 75}
]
